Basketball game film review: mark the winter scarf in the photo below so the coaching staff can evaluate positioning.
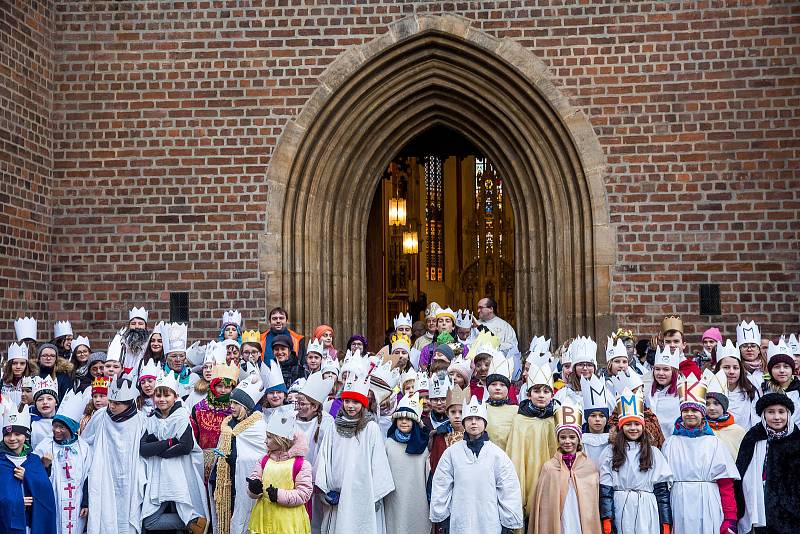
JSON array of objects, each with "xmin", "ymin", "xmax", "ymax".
[
  {"xmin": 518, "ymin": 399, "xmax": 555, "ymax": 418},
  {"xmin": 334, "ymin": 410, "xmax": 375, "ymax": 438},
  {"xmin": 708, "ymin": 413, "xmax": 736, "ymax": 431},
  {"xmin": 387, "ymin": 418, "xmax": 430, "ymax": 455},
  {"xmin": 109, "ymin": 401, "xmax": 138, "ymax": 423},
  {"xmin": 673, "ymin": 417, "xmax": 714, "ymax": 438},
  {"xmin": 465, "ymin": 431, "xmax": 489, "ymax": 457}
]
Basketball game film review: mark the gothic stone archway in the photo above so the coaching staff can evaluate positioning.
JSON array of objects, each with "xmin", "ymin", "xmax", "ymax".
[{"xmin": 261, "ymin": 15, "xmax": 614, "ymax": 348}]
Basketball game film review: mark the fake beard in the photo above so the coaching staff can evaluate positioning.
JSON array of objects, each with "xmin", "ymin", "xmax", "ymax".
[{"xmin": 124, "ymin": 327, "xmax": 150, "ymax": 354}]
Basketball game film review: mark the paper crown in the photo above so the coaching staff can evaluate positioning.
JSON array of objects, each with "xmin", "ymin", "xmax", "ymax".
[
  {"xmin": 3, "ymin": 402, "xmax": 31, "ymax": 430},
  {"xmin": 390, "ymin": 333, "xmax": 411, "ymax": 353},
  {"xmin": 436, "ymin": 307, "xmax": 456, "ymax": 321},
  {"xmin": 425, "ymin": 302, "xmax": 442, "ymax": 319},
  {"xmin": 106, "ymin": 332, "xmax": 123, "ymax": 363},
  {"xmin": 341, "ymin": 370, "xmax": 371, "ymax": 407},
  {"xmin": 569, "ymin": 336, "xmax": 598, "ymax": 366},
  {"xmin": 462, "ymin": 395, "xmax": 488, "ymax": 422},
  {"xmin": 616, "ymin": 387, "xmax": 645, "ymax": 427},
  {"xmin": 612, "ymin": 328, "xmax": 635, "ymax": 342},
  {"xmin": 429, "ymin": 370, "xmax": 453, "ymax": 399},
  {"xmin": 33, "ymin": 376, "xmax": 58, "ymax": 399},
  {"xmin": 306, "ymin": 337, "xmax": 325, "ymax": 356},
  {"xmin": 221, "ymin": 309, "xmax": 242, "ymax": 328},
  {"xmin": 527, "ymin": 336, "xmax": 551, "ymax": 361},
  {"xmin": 455, "ymin": 309, "xmax": 473, "ymax": 329},
  {"xmin": 109, "ymin": 377, "xmax": 138, "ymax": 402},
  {"xmin": 241, "ymin": 330, "xmax": 261, "ymax": 346},
  {"xmin": 701, "ymin": 368, "xmax": 729, "ymax": 398},
  {"xmin": 341, "ymin": 349, "xmax": 367, "ymax": 377},
  {"xmin": 212, "ymin": 361, "xmax": 241, "ymax": 382},
  {"xmin": 71, "ymin": 335, "xmax": 91, "ymax": 352},
  {"xmin": 678, "ymin": 373, "xmax": 707, "ymax": 407},
  {"xmin": 606, "ymin": 336, "xmax": 628, "ymax": 360},
  {"xmin": 369, "ymin": 360, "xmax": 401, "ymax": 404},
  {"xmin": 222, "ymin": 338, "xmax": 240, "ymax": 350},
  {"xmin": 138, "ymin": 360, "xmax": 163, "ymax": 382},
  {"xmin": 609, "ymin": 370, "xmax": 644, "ymax": 397},
  {"xmin": 54, "ymin": 320, "xmax": 73, "ymax": 339},
  {"xmin": 163, "ymin": 323, "xmax": 188, "ymax": 355},
  {"xmin": 716, "ymin": 339, "xmax": 740, "ymax": 362},
  {"xmin": 661, "ymin": 315, "xmax": 683, "ymax": 334},
  {"xmin": 299, "ymin": 371, "xmax": 334, "ymax": 405},
  {"xmin": 447, "ymin": 354, "xmax": 473, "ymax": 382},
  {"xmin": 186, "ymin": 340, "xmax": 206, "ymax": 367},
  {"xmin": 21, "ymin": 376, "xmax": 35, "ymax": 389},
  {"xmin": 155, "ymin": 370, "xmax": 181, "ymax": 393},
  {"xmin": 288, "ymin": 377, "xmax": 306, "ymax": 394},
  {"xmin": 736, "ymin": 320, "xmax": 761, "ymax": 348},
  {"xmin": 232, "ymin": 372, "xmax": 265, "ymax": 406},
  {"xmin": 414, "ymin": 371, "xmax": 430, "ymax": 393},
  {"xmin": 471, "ymin": 330, "xmax": 500, "ymax": 355},
  {"xmin": 92, "ymin": 377, "xmax": 110, "ymax": 395},
  {"xmin": 263, "ymin": 360, "xmax": 287, "ymax": 392},
  {"xmin": 8, "ymin": 342, "xmax": 29, "ymax": 362},
  {"xmin": 767, "ymin": 337, "xmax": 792, "ymax": 361},
  {"xmin": 393, "ymin": 312, "xmax": 413, "ymax": 330},
  {"xmin": 487, "ymin": 352, "xmax": 513, "ymax": 380},
  {"xmin": 580, "ymin": 375, "xmax": 609, "ymax": 414},
  {"xmin": 554, "ymin": 398, "xmax": 584, "ymax": 436},
  {"xmin": 788, "ymin": 334, "xmax": 800, "ymax": 356},
  {"xmin": 654, "ymin": 345, "xmax": 681, "ymax": 369},
  {"xmin": 129, "ymin": 306, "xmax": 149, "ymax": 323},
  {"xmin": 56, "ymin": 388, "xmax": 90, "ymax": 425},
  {"xmin": 527, "ymin": 362, "xmax": 554, "ymax": 390},
  {"xmin": 14, "ymin": 316, "xmax": 37, "ymax": 342},
  {"xmin": 445, "ymin": 383, "xmax": 468, "ymax": 409},
  {"xmin": 266, "ymin": 404, "xmax": 297, "ymax": 439},
  {"xmin": 400, "ymin": 367, "xmax": 417, "ymax": 385},
  {"xmin": 320, "ymin": 356, "xmax": 340, "ymax": 376},
  {"xmin": 395, "ymin": 392, "xmax": 424, "ymax": 422},
  {"xmin": 202, "ymin": 340, "xmax": 225, "ymax": 365}
]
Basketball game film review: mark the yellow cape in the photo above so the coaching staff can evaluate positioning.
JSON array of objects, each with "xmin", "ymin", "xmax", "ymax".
[{"xmin": 505, "ymin": 414, "xmax": 558, "ymax": 525}]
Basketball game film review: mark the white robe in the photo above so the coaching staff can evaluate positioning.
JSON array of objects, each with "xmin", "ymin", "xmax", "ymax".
[
  {"xmin": 561, "ymin": 480, "xmax": 582, "ymax": 534},
  {"xmin": 315, "ymin": 420, "xmax": 395, "ymax": 534},
  {"xmin": 383, "ymin": 438, "xmax": 431, "ymax": 534},
  {"xmin": 429, "ymin": 439, "xmax": 523, "ymax": 533},
  {"xmin": 662, "ymin": 433, "xmax": 739, "ymax": 534},
  {"xmin": 82, "ymin": 408, "xmax": 147, "ymax": 534},
  {"xmin": 598, "ymin": 442, "xmax": 673, "ymax": 534},
  {"xmin": 582, "ymin": 432, "xmax": 610, "ymax": 469},
  {"xmin": 645, "ymin": 386, "xmax": 680, "ymax": 438},
  {"xmin": 141, "ymin": 404, "xmax": 208, "ymax": 526},
  {"xmin": 295, "ymin": 412, "xmax": 334, "ymax": 534},
  {"xmin": 727, "ymin": 387, "xmax": 759, "ymax": 430},
  {"xmin": 34, "ymin": 436, "xmax": 93, "ymax": 534},
  {"xmin": 30, "ymin": 417, "xmax": 54, "ymax": 450},
  {"xmin": 479, "ymin": 316, "xmax": 519, "ymax": 354}
]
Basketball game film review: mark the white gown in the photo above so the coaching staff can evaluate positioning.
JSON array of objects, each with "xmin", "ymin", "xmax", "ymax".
[
  {"xmin": 727, "ymin": 387, "xmax": 759, "ymax": 430},
  {"xmin": 383, "ymin": 439, "xmax": 432, "ymax": 534},
  {"xmin": 582, "ymin": 432, "xmax": 610, "ymax": 469},
  {"xmin": 479, "ymin": 316, "xmax": 519, "ymax": 354},
  {"xmin": 662, "ymin": 433, "xmax": 739, "ymax": 534},
  {"xmin": 34, "ymin": 436, "xmax": 93, "ymax": 534},
  {"xmin": 30, "ymin": 417, "xmax": 54, "ymax": 450},
  {"xmin": 599, "ymin": 442, "xmax": 673, "ymax": 533},
  {"xmin": 429, "ymin": 439, "xmax": 523, "ymax": 533},
  {"xmin": 645, "ymin": 386, "xmax": 680, "ymax": 438},
  {"xmin": 315, "ymin": 419, "xmax": 395, "ymax": 534}
]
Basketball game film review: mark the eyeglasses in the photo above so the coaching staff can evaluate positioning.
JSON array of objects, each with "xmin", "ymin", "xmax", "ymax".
[{"xmin": 242, "ymin": 350, "xmax": 260, "ymax": 356}]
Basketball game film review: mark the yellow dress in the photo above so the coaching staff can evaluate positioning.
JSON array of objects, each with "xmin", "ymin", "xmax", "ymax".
[
  {"xmin": 248, "ymin": 458, "xmax": 311, "ymax": 534},
  {"xmin": 505, "ymin": 413, "xmax": 557, "ymax": 530},
  {"xmin": 486, "ymin": 403, "xmax": 518, "ymax": 451}
]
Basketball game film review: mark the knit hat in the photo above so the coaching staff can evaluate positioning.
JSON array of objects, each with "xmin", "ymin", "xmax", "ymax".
[
  {"xmin": 701, "ymin": 327, "xmax": 723, "ymax": 344},
  {"xmin": 271, "ymin": 335, "xmax": 292, "ymax": 349},
  {"xmin": 36, "ymin": 343, "xmax": 59, "ymax": 358},
  {"xmin": 433, "ymin": 344, "xmax": 454, "ymax": 362},
  {"xmin": 347, "ymin": 334, "xmax": 367, "ymax": 350},
  {"xmin": 756, "ymin": 392, "xmax": 795, "ymax": 416},
  {"xmin": 706, "ymin": 392, "xmax": 730, "ymax": 413},
  {"xmin": 88, "ymin": 351, "xmax": 107, "ymax": 366}
]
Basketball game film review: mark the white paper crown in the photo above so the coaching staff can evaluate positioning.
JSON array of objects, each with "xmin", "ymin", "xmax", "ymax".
[
  {"xmin": 129, "ymin": 306, "xmax": 149, "ymax": 323},
  {"xmin": 163, "ymin": 323, "xmax": 188, "ymax": 355},
  {"xmin": 701, "ymin": 368, "xmax": 729, "ymax": 398},
  {"xmin": 570, "ymin": 336, "xmax": 598, "ymax": 366},
  {"xmin": 14, "ymin": 316, "xmax": 37, "ymax": 342},
  {"xmin": 736, "ymin": 320, "xmax": 761, "ymax": 348},
  {"xmin": 580, "ymin": 374, "xmax": 608, "ymax": 412},
  {"xmin": 155, "ymin": 370, "xmax": 181, "ymax": 393},
  {"xmin": 3, "ymin": 402, "xmax": 31, "ymax": 430},
  {"xmin": 138, "ymin": 360, "xmax": 163, "ymax": 381},
  {"xmin": 527, "ymin": 362, "xmax": 554, "ymax": 389},
  {"xmin": 108, "ymin": 377, "xmax": 138, "ymax": 402},
  {"xmin": 462, "ymin": 395, "xmax": 488, "ymax": 422},
  {"xmin": 429, "ymin": 370, "xmax": 453, "ymax": 399},
  {"xmin": 436, "ymin": 307, "xmax": 456, "ymax": 320},
  {"xmin": 342, "ymin": 369, "xmax": 371, "ymax": 400},
  {"xmin": 340, "ymin": 349, "xmax": 367, "ymax": 377},
  {"xmin": 300, "ymin": 371, "xmax": 335, "ymax": 405},
  {"xmin": 788, "ymin": 333, "xmax": 800, "ymax": 356},
  {"xmin": 767, "ymin": 337, "xmax": 792, "ymax": 362},
  {"xmin": 400, "ymin": 367, "xmax": 418, "ymax": 385},
  {"xmin": 716, "ymin": 339, "xmax": 740, "ymax": 362},
  {"xmin": 425, "ymin": 302, "xmax": 442, "ymax": 319},
  {"xmin": 396, "ymin": 392, "xmax": 423, "ymax": 420},
  {"xmin": 369, "ymin": 361, "xmax": 401, "ymax": 403},
  {"xmin": 609, "ymin": 370, "xmax": 643, "ymax": 397},
  {"xmin": 606, "ymin": 336, "xmax": 628, "ymax": 360},
  {"xmin": 487, "ymin": 352, "xmax": 513, "ymax": 380},
  {"xmin": 221, "ymin": 309, "xmax": 242, "ymax": 328},
  {"xmin": 71, "ymin": 335, "xmax": 90, "ymax": 353},
  {"xmin": 202, "ymin": 340, "xmax": 226, "ymax": 366},
  {"xmin": 185, "ymin": 340, "xmax": 206, "ymax": 367},
  {"xmin": 56, "ymin": 388, "xmax": 90, "ymax": 424},
  {"xmin": 259, "ymin": 360, "xmax": 284, "ymax": 391},
  {"xmin": 8, "ymin": 342, "xmax": 29, "ymax": 362},
  {"xmin": 21, "ymin": 376, "xmax": 35, "ymax": 389},
  {"xmin": 414, "ymin": 370, "xmax": 430, "ymax": 392},
  {"xmin": 266, "ymin": 404, "xmax": 297, "ymax": 439},
  {"xmin": 654, "ymin": 345, "xmax": 681, "ymax": 369},
  {"xmin": 455, "ymin": 309, "xmax": 473, "ymax": 329},
  {"xmin": 393, "ymin": 312, "xmax": 413, "ymax": 330},
  {"xmin": 54, "ymin": 320, "xmax": 73, "ymax": 339},
  {"xmin": 106, "ymin": 332, "xmax": 123, "ymax": 362},
  {"xmin": 320, "ymin": 356, "xmax": 340, "ymax": 376},
  {"xmin": 233, "ymin": 373, "xmax": 265, "ymax": 406},
  {"xmin": 33, "ymin": 376, "xmax": 58, "ymax": 398},
  {"xmin": 306, "ymin": 337, "xmax": 325, "ymax": 356}
]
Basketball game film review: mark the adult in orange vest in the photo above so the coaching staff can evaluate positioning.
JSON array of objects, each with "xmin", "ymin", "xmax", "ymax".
[{"xmin": 261, "ymin": 307, "xmax": 306, "ymax": 367}]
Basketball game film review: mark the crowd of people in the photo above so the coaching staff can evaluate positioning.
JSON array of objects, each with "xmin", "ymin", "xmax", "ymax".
[{"xmin": 1, "ymin": 299, "xmax": 799, "ymax": 534}]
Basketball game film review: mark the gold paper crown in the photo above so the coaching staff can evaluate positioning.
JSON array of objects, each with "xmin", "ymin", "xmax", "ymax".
[
  {"xmin": 212, "ymin": 362, "xmax": 241, "ymax": 382},
  {"xmin": 91, "ymin": 377, "xmax": 110, "ymax": 394},
  {"xmin": 554, "ymin": 401, "xmax": 584, "ymax": 430},
  {"xmin": 677, "ymin": 374, "xmax": 707, "ymax": 406},
  {"xmin": 612, "ymin": 328, "xmax": 635, "ymax": 342},
  {"xmin": 616, "ymin": 388, "xmax": 645, "ymax": 426},
  {"xmin": 390, "ymin": 333, "xmax": 411, "ymax": 351},
  {"xmin": 661, "ymin": 315, "xmax": 683, "ymax": 334},
  {"xmin": 241, "ymin": 330, "xmax": 262, "ymax": 345},
  {"xmin": 445, "ymin": 383, "xmax": 468, "ymax": 409}
]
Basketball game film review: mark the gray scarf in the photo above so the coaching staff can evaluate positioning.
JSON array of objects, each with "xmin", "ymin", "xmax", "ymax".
[{"xmin": 335, "ymin": 410, "xmax": 375, "ymax": 438}]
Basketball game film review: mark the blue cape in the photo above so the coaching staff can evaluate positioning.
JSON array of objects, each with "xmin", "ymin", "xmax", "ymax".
[{"xmin": 0, "ymin": 453, "xmax": 57, "ymax": 534}]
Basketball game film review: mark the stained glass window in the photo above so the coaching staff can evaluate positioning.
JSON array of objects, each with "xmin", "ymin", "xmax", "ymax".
[
  {"xmin": 475, "ymin": 157, "xmax": 505, "ymax": 259},
  {"xmin": 424, "ymin": 155, "xmax": 444, "ymax": 281}
]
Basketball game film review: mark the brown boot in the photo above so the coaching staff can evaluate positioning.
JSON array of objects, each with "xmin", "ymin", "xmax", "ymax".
[{"xmin": 187, "ymin": 516, "xmax": 208, "ymax": 534}]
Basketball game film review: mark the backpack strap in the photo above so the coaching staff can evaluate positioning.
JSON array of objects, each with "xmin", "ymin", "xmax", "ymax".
[
  {"xmin": 292, "ymin": 455, "xmax": 304, "ymax": 481},
  {"xmin": 260, "ymin": 454, "xmax": 269, "ymax": 470}
]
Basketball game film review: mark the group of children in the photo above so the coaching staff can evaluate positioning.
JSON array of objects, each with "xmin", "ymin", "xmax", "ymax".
[{"xmin": 1, "ymin": 306, "xmax": 800, "ymax": 534}]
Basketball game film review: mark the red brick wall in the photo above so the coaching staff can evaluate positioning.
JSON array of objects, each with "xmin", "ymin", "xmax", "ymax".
[
  {"xmin": 38, "ymin": 1, "xmax": 800, "ymax": 347},
  {"xmin": 1, "ymin": 0, "xmax": 54, "ymax": 344}
]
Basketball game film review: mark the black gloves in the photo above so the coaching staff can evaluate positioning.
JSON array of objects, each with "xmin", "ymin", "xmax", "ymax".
[
  {"xmin": 247, "ymin": 477, "xmax": 263, "ymax": 496},
  {"xmin": 653, "ymin": 482, "xmax": 672, "ymax": 526},
  {"xmin": 599, "ymin": 484, "xmax": 615, "ymax": 520},
  {"xmin": 266, "ymin": 485, "xmax": 279, "ymax": 503}
]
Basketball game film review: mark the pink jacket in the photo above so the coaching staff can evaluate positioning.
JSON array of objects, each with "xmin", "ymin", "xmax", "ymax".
[{"xmin": 247, "ymin": 430, "xmax": 313, "ymax": 507}]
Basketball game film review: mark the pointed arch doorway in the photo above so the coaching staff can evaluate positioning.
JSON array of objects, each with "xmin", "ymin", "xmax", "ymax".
[{"xmin": 261, "ymin": 15, "xmax": 614, "ymax": 352}]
